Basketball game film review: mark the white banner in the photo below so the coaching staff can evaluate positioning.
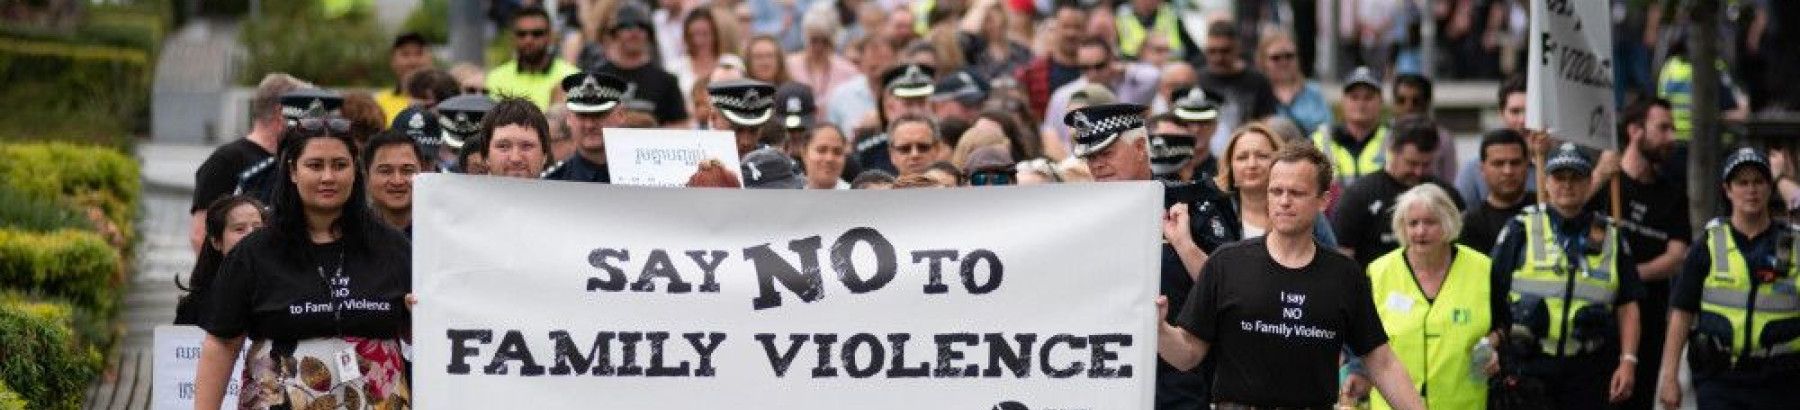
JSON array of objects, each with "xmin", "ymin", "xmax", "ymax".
[
  {"xmin": 411, "ymin": 175, "xmax": 1161, "ymax": 409},
  {"xmin": 1526, "ymin": 0, "xmax": 1617, "ymax": 150},
  {"xmin": 152, "ymin": 325, "xmax": 244, "ymax": 410},
  {"xmin": 603, "ymin": 128, "xmax": 742, "ymax": 187}
]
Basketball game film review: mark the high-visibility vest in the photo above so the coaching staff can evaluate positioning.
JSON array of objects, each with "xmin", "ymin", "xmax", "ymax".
[
  {"xmin": 1697, "ymin": 219, "xmax": 1800, "ymax": 362},
  {"xmin": 1309, "ymin": 125, "xmax": 1389, "ymax": 188},
  {"xmin": 1114, "ymin": 4, "xmax": 1184, "ymax": 60},
  {"xmin": 1657, "ymin": 56, "xmax": 1696, "ymax": 141},
  {"xmin": 1508, "ymin": 208, "xmax": 1622, "ymax": 357},
  {"xmin": 1368, "ymin": 245, "xmax": 1493, "ymax": 410}
]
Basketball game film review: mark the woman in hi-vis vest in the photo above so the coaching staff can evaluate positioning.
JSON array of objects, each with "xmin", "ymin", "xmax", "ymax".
[{"xmin": 1343, "ymin": 184, "xmax": 1497, "ymax": 409}]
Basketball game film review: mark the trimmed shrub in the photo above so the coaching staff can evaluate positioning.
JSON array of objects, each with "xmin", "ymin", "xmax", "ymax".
[
  {"xmin": 0, "ymin": 379, "xmax": 25, "ymax": 410},
  {"xmin": 0, "ymin": 301, "xmax": 101, "ymax": 410},
  {"xmin": 0, "ymin": 185, "xmax": 93, "ymax": 233},
  {"xmin": 401, "ymin": 0, "xmax": 449, "ymax": 44},
  {"xmin": 0, "ymin": 143, "xmax": 141, "ymax": 240},
  {"xmin": 237, "ymin": 1, "xmax": 388, "ymax": 86},
  {"xmin": 0, "ymin": 292, "xmax": 112, "ymax": 362},
  {"xmin": 0, "ymin": 229, "xmax": 121, "ymax": 314},
  {"xmin": 0, "ymin": 38, "xmax": 152, "ymax": 136}
]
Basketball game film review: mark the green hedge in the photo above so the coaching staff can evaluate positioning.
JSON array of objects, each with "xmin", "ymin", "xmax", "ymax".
[
  {"xmin": 0, "ymin": 38, "xmax": 152, "ymax": 138},
  {"xmin": 238, "ymin": 1, "xmax": 388, "ymax": 86},
  {"xmin": 0, "ymin": 301, "xmax": 101, "ymax": 410},
  {"xmin": 0, "ymin": 143, "xmax": 141, "ymax": 239},
  {"xmin": 0, "ymin": 229, "xmax": 121, "ymax": 315},
  {"xmin": 401, "ymin": 0, "xmax": 449, "ymax": 44},
  {"xmin": 0, "ymin": 379, "xmax": 25, "ymax": 410},
  {"xmin": 0, "ymin": 185, "xmax": 94, "ymax": 233}
]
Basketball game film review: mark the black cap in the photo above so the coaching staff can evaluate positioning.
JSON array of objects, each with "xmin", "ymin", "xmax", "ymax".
[
  {"xmin": 392, "ymin": 32, "xmax": 428, "ymax": 49},
  {"xmin": 1065, "ymin": 103, "xmax": 1148, "ymax": 158},
  {"xmin": 562, "ymin": 72, "xmax": 628, "ymax": 114},
  {"xmin": 1722, "ymin": 147, "xmax": 1772, "ymax": 182},
  {"xmin": 435, "ymin": 94, "xmax": 496, "ymax": 149},
  {"xmin": 391, "ymin": 106, "xmax": 443, "ymax": 149},
  {"xmin": 881, "ymin": 63, "xmax": 936, "ymax": 98},
  {"xmin": 610, "ymin": 2, "xmax": 653, "ymax": 32},
  {"xmin": 279, "ymin": 88, "xmax": 344, "ymax": 121},
  {"xmin": 930, "ymin": 69, "xmax": 989, "ymax": 104},
  {"xmin": 741, "ymin": 147, "xmax": 805, "ymax": 189},
  {"xmin": 1170, "ymin": 86, "xmax": 1220, "ymax": 122},
  {"xmin": 1148, "ymin": 133, "xmax": 1197, "ymax": 177},
  {"xmin": 775, "ymin": 84, "xmax": 815, "ymax": 131},
  {"xmin": 1544, "ymin": 142, "xmax": 1593, "ymax": 176},
  {"xmin": 1343, "ymin": 66, "xmax": 1382, "ymax": 93},
  {"xmin": 708, "ymin": 79, "xmax": 777, "ymax": 127}
]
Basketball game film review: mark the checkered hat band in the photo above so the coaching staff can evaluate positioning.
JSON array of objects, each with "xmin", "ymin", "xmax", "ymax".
[{"xmin": 1073, "ymin": 117, "xmax": 1144, "ymax": 146}]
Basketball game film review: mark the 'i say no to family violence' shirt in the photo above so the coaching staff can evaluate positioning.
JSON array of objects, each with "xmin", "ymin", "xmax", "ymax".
[{"xmin": 1176, "ymin": 237, "xmax": 1388, "ymax": 408}]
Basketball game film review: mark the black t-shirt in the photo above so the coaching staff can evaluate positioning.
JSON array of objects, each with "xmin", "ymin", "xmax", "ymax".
[
  {"xmin": 595, "ymin": 62, "xmax": 690, "ymax": 125},
  {"xmin": 1048, "ymin": 60, "xmax": 1081, "ymax": 97},
  {"xmin": 542, "ymin": 153, "xmax": 611, "ymax": 183},
  {"xmin": 1195, "ymin": 68, "xmax": 1279, "ymax": 126},
  {"xmin": 1610, "ymin": 172, "xmax": 1692, "ymax": 270},
  {"xmin": 191, "ymin": 139, "xmax": 272, "ymax": 212},
  {"xmin": 1461, "ymin": 192, "xmax": 1535, "ymax": 253},
  {"xmin": 1176, "ymin": 237, "xmax": 1389, "ymax": 408},
  {"xmin": 200, "ymin": 228, "xmax": 412, "ymax": 341},
  {"xmin": 1330, "ymin": 170, "xmax": 1465, "ymax": 265}
]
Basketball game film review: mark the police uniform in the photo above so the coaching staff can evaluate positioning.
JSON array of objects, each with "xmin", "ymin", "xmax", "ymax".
[
  {"xmin": 1148, "ymin": 132, "xmax": 1197, "ymax": 182},
  {"xmin": 434, "ymin": 94, "xmax": 496, "ymax": 173},
  {"xmin": 1168, "ymin": 86, "xmax": 1220, "ymax": 179},
  {"xmin": 853, "ymin": 63, "xmax": 935, "ymax": 175},
  {"xmin": 1672, "ymin": 148, "xmax": 1800, "ymax": 408},
  {"xmin": 1068, "ymin": 103, "xmax": 1237, "ymax": 409},
  {"xmin": 708, "ymin": 78, "xmax": 778, "ymax": 156},
  {"xmin": 1309, "ymin": 67, "xmax": 1391, "ymax": 189},
  {"xmin": 235, "ymin": 89, "xmax": 344, "ymax": 206},
  {"xmin": 543, "ymin": 72, "xmax": 627, "ymax": 182},
  {"xmin": 390, "ymin": 107, "xmax": 444, "ymax": 170},
  {"xmin": 1490, "ymin": 144, "xmax": 1644, "ymax": 409}
]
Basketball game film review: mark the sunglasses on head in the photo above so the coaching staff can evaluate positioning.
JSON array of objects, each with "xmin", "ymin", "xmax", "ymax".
[
  {"xmin": 293, "ymin": 117, "xmax": 352, "ymax": 134},
  {"xmin": 515, "ymin": 28, "xmax": 549, "ymax": 38}
]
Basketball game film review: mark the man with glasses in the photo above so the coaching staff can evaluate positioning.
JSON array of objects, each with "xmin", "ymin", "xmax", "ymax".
[
  {"xmin": 1194, "ymin": 22, "xmax": 1277, "ymax": 158},
  {"xmin": 886, "ymin": 114, "xmax": 941, "ymax": 177},
  {"xmin": 487, "ymin": 6, "xmax": 580, "ymax": 110},
  {"xmin": 1391, "ymin": 74, "xmax": 1459, "ymax": 184},
  {"xmin": 852, "ymin": 63, "xmax": 935, "ymax": 175}
]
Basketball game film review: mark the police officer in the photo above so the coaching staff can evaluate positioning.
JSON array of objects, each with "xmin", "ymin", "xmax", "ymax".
[
  {"xmin": 542, "ymin": 72, "xmax": 628, "ymax": 182},
  {"xmin": 706, "ymin": 78, "xmax": 778, "ymax": 157},
  {"xmin": 236, "ymin": 88, "xmax": 345, "ymax": 205},
  {"xmin": 1066, "ymin": 103, "xmax": 1236, "ymax": 408},
  {"xmin": 1168, "ymin": 86, "xmax": 1222, "ymax": 177},
  {"xmin": 1658, "ymin": 147, "xmax": 1800, "ymax": 409},
  {"xmin": 1147, "ymin": 131, "xmax": 1197, "ymax": 182},
  {"xmin": 852, "ymin": 63, "xmax": 935, "ymax": 175},
  {"xmin": 436, "ymin": 94, "xmax": 496, "ymax": 174},
  {"xmin": 1491, "ymin": 143, "xmax": 1644, "ymax": 408},
  {"xmin": 390, "ymin": 107, "xmax": 444, "ymax": 170}
]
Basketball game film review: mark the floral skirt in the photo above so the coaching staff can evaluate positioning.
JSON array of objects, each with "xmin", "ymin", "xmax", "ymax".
[{"xmin": 235, "ymin": 337, "xmax": 410, "ymax": 410}]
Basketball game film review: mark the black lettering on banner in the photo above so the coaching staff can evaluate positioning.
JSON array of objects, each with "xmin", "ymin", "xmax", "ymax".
[
  {"xmin": 632, "ymin": 250, "xmax": 695, "ymax": 293},
  {"xmin": 547, "ymin": 330, "xmax": 614, "ymax": 376},
  {"xmin": 645, "ymin": 332, "xmax": 692, "ymax": 376},
  {"xmin": 446, "ymin": 329, "xmax": 492, "ymax": 374},
  {"xmin": 1087, "ymin": 334, "xmax": 1132, "ymax": 378},
  {"xmin": 744, "ymin": 236, "xmax": 827, "ymax": 310},
  {"xmin": 830, "ymin": 227, "xmax": 898, "ymax": 293},
  {"xmin": 1039, "ymin": 334, "xmax": 1087, "ymax": 378},
  {"xmin": 886, "ymin": 333, "xmax": 931, "ymax": 378},
  {"xmin": 960, "ymin": 249, "xmax": 1004, "ymax": 294},
  {"xmin": 911, "ymin": 250, "xmax": 959, "ymax": 294},
  {"xmin": 683, "ymin": 332, "xmax": 726, "ymax": 376},
  {"xmin": 757, "ymin": 333, "xmax": 808, "ymax": 377},
  {"xmin": 617, "ymin": 332, "xmax": 645, "ymax": 376},
  {"xmin": 587, "ymin": 248, "xmax": 629, "ymax": 291},
  {"xmin": 841, "ymin": 333, "xmax": 886, "ymax": 378},
  {"xmin": 685, "ymin": 250, "xmax": 728, "ymax": 292},
  {"xmin": 811, "ymin": 333, "xmax": 840, "ymax": 377},
  {"xmin": 933, "ymin": 333, "xmax": 980, "ymax": 377},
  {"xmin": 485, "ymin": 330, "xmax": 547, "ymax": 376},
  {"xmin": 984, "ymin": 333, "xmax": 1037, "ymax": 378}
]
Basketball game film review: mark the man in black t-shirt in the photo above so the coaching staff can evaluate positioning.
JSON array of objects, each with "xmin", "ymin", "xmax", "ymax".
[
  {"xmin": 1192, "ymin": 22, "xmax": 1277, "ymax": 156},
  {"xmin": 1461, "ymin": 129, "xmax": 1535, "ymax": 252},
  {"xmin": 189, "ymin": 74, "xmax": 308, "ymax": 252},
  {"xmin": 1330, "ymin": 118, "xmax": 1465, "ymax": 265},
  {"xmin": 1157, "ymin": 143, "xmax": 1424, "ymax": 409},
  {"xmin": 1611, "ymin": 98, "xmax": 1691, "ymax": 410},
  {"xmin": 590, "ymin": 6, "xmax": 688, "ymax": 126}
]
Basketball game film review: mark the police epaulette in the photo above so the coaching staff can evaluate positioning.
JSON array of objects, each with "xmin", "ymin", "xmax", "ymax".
[
  {"xmin": 238, "ymin": 157, "xmax": 275, "ymax": 181},
  {"xmin": 855, "ymin": 133, "xmax": 889, "ymax": 153},
  {"xmin": 540, "ymin": 159, "xmax": 567, "ymax": 179}
]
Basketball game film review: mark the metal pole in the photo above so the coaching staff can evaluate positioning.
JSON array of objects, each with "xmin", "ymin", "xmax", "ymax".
[
  {"xmin": 1689, "ymin": 0, "xmax": 1722, "ymax": 227},
  {"xmin": 1317, "ymin": 0, "xmax": 1337, "ymax": 80},
  {"xmin": 448, "ymin": 0, "xmax": 485, "ymax": 67}
]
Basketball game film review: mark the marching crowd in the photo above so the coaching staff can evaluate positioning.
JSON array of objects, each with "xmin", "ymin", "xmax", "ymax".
[{"xmin": 179, "ymin": 1, "xmax": 1800, "ymax": 409}]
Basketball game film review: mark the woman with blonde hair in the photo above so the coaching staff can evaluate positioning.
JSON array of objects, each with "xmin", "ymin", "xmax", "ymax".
[{"xmin": 1216, "ymin": 123, "xmax": 1336, "ymax": 245}]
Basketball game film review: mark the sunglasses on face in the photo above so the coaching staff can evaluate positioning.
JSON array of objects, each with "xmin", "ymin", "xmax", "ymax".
[
  {"xmin": 462, "ymin": 87, "xmax": 488, "ymax": 95},
  {"xmin": 892, "ymin": 142, "xmax": 934, "ymax": 155},
  {"xmin": 1267, "ymin": 52, "xmax": 1297, "ymax": 62},
  {"xmin": 515, "ymin": 28, "xmax": 549, "ymax": 38},
  {"xmin": 968, "ymin": 169, "xmax": 1016, "ymax": 186},
  {"xmin": 294, "ymin": 117, "xmax": 352, "ymax": 134}
]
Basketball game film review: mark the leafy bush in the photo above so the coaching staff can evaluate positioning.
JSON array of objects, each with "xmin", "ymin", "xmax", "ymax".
[
  {"xmin": 0, "ymin": 186, "xmax": 93, "ymax": 233},
  {"xmin": 0, "ymin": 229, "xmax": 121, "ymax": 315},
  {"xmin": 401, "ymin": 0, "xmax": 449, "ymax": 44},
  {"xmin": 0, "ymin": 379, "xmax": 24, "ymax": 410},
  {"xmin": 0, "ymin": 143, "xmax": 141, "ymax": 239},
  {"xmin": 0, "ymin": 301, "xmax": 101, "ymax": 410},
  {"xmin": 0, "ymin": 38, "xmax": 152, "ymax": 136},
  {"xmin": 0, "ymin": 292, "xmax": 112, "ymax": 368},
  {"xmin": 237, "ymin": 1, "xmax": 389, "ymax": 87}
]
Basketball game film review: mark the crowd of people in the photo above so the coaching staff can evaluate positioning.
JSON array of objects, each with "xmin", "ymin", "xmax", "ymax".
[{"xmin": 177, "ymin": 0, "xmax": 1800, "ymax": 409}]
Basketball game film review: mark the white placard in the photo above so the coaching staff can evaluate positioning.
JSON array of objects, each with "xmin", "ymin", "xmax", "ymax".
[
  {"xmin": 411, "ymin": 174, "xmax": 1161, "ymax": 409},
  {"xmin": 602, "ymin": 128, "xmax": 743, "ymax": 187},
  {"xmin": 1526, "ymin": 0, "xmax": 1618, "ymax": 150},
  {"xmin": 152, "ymin": 325, "xmax": 244, "ymax": 410}
]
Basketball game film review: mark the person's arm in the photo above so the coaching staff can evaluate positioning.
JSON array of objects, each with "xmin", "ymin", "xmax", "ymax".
[
  {"xmin": 1490, "ymin": 219, "xmax": 1528, "ymax": 332},
  {"xmin": 1657, "ymin": 309, "xmax": 1694, "ymax": 409},
  {"xmin": 959, "ymin": 0, "xmax": 996, "ymax": 34},
  {"xmin": 190, "ymin": 211, "xmax": 207, "ymax": 252},
  {"xmin": 1643, "ymin": 1, "xmax": 1664, "ymax": 47},
  {"xmin": 1163, "ymin": 204, "xmax": 1208, "ymax": 279},
  {"xmin": 1362, "ymin": 344, "xmax": 1426, "ymax": 410},
  {"xmin": 193, "ymin": 334, "xmax": 244, "ymax": 410},
  {"xmin": 1154, "ymin": 295, "xmax": 1210, "ymax": 370},
  {"xmin": 1637, "ymin": 240, "xmax": 1689, "ymax": 282},
  {"xmin": 1610, "ymin": 301, "xmax": 1641, "ymax": 403}
]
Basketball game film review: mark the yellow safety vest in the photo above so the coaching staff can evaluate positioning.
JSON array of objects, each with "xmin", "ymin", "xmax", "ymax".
[
  {"xmin": 1508, "ymin": 209, "xmax": 1622, "ymax": 357},
  {"xmin": 1309, "ymin": 125, "xmax": 1388, "ymax": 188},
  {"xmin": 1698, "ymin": 219, "xmax": 1800, "ymax": 361},
  {"xmin": 1368, "ymin": 245, "xmax": 1493, "ymax": 410},
  {"xmin": 1115, "ymin": 5, "xmax": 1184, "ymax": 60},
  {"xmin": 486, "ymin": 60, "xmax": 582, "ymax": 111},
  {"xmin": 1657, "ymin": 57, "xmax": 1695, "ymax": 141}
]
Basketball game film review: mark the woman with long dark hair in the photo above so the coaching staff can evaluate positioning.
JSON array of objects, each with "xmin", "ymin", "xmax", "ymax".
[
  {"xmin": 174, "ymin": 195, "xmax": 268, "ymax": 325},
  {"xmin": 194, "ymin": 119, "xmax": 413, "ymax": 409}
]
